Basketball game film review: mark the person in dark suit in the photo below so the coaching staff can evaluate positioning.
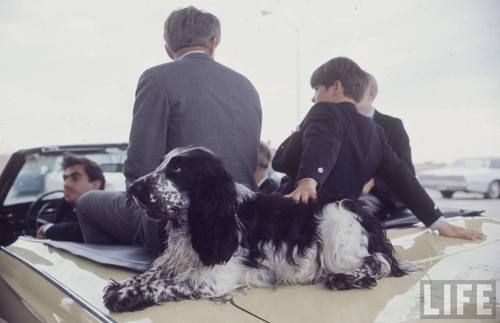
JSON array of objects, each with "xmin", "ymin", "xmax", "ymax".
[
  {"xmin": 255, "ymin": 142, "xmax": 279, "ymax": 193},
  {"xmin": 357, "ymin": 73, "xmax": 414, "ymax": 220},
  {"xmin": 76, "ymin": 6, "xmax": 262, "ymax": 250},
  {"xmin": 276, "ymin": 57, "xmax": 482, "ymax": 240},
  {"xmin": 36, "ymin": 153, "xmax": 105, "ymax": 242}
]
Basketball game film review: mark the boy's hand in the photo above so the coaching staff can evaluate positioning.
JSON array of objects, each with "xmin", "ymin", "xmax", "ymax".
[
  {"xmin": 362, "ymin": 178, "xmax": 375, "ymax": 194},
  {"xmin": 285, "ymin": 178, "xmax": 318, "ymax": 204},
  {"xmin": 437, "ymin": 222, "xmax": 485, "ymax": 240}
]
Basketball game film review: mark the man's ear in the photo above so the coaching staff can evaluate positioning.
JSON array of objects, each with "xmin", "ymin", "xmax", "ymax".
[
  {"xmin": 165, "ymin": 46, "xmax": 175, "ymax": 60},
  {"xmin": 331, "ymin": 80, "xmax": 344, "ymax": 95},
  {"xmin": 207, "ymin": 37, "xmax": 218, "ymax": 57}
]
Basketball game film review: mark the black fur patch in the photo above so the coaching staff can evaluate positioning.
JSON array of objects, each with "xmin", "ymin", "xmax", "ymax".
[{"xmin": 238, "ymin": 193, "xmax": 321, "ymax": 266}]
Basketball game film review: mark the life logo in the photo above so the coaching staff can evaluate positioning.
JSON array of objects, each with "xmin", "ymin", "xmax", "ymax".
[{"xmin": 420, "ymin": 280, "xmax": 497, "ymax": 319}]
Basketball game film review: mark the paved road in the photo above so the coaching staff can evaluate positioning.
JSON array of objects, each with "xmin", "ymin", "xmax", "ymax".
[{"xmin": 426, "ymin": 189, "xmax": 500, "ymax": 221}]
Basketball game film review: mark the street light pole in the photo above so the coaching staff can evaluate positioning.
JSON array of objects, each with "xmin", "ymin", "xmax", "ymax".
[{"xmin": 261, "ymin": 10, "xmax": 301, "ymax": 124}]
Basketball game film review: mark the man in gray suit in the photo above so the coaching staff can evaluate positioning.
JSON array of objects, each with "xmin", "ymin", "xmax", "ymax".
[{"xmin": 76, "ymin": 6, "xmax": 262, "ymax": 250}]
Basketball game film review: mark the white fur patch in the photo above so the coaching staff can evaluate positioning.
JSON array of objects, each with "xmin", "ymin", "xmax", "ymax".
[
  {"xmin": 235, "ymin": 182, "xmax": 256, "ymax": 203},
  {"xmin": 318, "ymin": 203, "xmax": 369, "ymax": 273}
]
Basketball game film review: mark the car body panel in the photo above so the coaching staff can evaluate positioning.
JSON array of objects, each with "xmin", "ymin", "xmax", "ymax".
[
  {"xmin": 0, "ymin": 248, "xmax": 109, "ymax": 323},
  {"xmin": 1, "ymin": 217, "xmax": 499, "ymax": 323},
  {"xmin": 0, "ymin": 276, "xmax": 46, "ymax": 323},
  {"xmin": 0, "ymin": 238, "xmax": 263, "ymax": 323},
  {"xmin": 1, "ymin": 146, "xmax": 499, "ymax": 322}
]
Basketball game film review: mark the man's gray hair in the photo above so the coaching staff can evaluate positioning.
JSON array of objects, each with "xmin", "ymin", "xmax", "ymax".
[{"xmin": 164, "ymin": 6, "xmax": 221, "ymax": 52}]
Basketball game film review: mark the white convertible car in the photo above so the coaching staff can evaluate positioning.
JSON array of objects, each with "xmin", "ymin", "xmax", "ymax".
[
  {"xmin": 1, "ymin": 145, "xmax": 499, "ymax": 322},
  {"xmin": 418, "ymin": 157, "xmax": 500, "ymax": 199}
]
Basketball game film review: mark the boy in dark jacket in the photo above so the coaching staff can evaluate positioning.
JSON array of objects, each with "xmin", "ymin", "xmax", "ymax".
[{"xmin": 276, "ymin": 57, "xmax": 482, "ymax": 240}]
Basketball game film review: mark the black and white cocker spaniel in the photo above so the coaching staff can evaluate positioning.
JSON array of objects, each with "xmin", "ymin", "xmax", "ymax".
[{"xmin": 103, "ymin": 147, "xmax": 408, "ymax": 312}]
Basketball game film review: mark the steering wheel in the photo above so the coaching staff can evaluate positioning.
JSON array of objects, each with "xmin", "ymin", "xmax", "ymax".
[{"xmin": 25, "ymin": 190, "xmax": 64, "ymax": 236}]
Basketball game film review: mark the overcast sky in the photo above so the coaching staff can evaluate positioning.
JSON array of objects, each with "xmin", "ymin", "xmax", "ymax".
[{"xmin": 1, "ymin": 0, "xmax": 499, "ymax": 163}]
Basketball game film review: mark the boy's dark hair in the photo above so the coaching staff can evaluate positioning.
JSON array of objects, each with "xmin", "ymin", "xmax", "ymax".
[
  {"xmin": 62, "ymin": 153, "xmax": 105, "ymax": 190},
  {"xmin": 310, "ymin": 57, "xmax": 368, "ymax": 103}
]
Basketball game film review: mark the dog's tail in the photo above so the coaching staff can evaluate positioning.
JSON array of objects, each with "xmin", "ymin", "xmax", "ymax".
[{"xmin": 339, "ymin": 199, "xmax": 408, "ymax": 278}]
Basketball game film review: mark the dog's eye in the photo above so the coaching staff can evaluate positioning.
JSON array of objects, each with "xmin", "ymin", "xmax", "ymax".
[{"xmin": 167, "ymin": 157, "xmax": 183, "ymax": 175}]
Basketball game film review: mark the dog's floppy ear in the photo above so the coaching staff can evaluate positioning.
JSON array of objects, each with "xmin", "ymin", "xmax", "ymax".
[{"xmin": 188, "ymin": 158, "xmax": 238, "ymax": 266}]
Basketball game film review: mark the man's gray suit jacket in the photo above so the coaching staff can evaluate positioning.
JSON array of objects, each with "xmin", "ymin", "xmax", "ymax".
[
  {"xmin": 125, "ymin": 52, "xmax": 262, "ymax": 186},
  {"xmin": 123, "ymin": 52, "xmax": 262, "ymax": 248}
]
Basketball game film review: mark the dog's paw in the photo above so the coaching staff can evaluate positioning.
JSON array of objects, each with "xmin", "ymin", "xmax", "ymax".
[
  {"xmin": 103, "ymin": 281, "xmax": 154, "ymax": 312},
  {"xmin": 324, "ymin": 273, "xmax": 377, "ymax": 290}
]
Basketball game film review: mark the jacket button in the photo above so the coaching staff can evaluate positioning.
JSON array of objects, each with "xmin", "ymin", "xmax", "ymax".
[{"xmin": 317, "ymin": 167, "xmax": 324, "ymax": 174}]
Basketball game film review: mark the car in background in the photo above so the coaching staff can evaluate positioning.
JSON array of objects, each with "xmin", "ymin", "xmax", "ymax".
[
  {"xmin": 1, "ymin": 145, "xmax": 499, "ymax": 322},
  {"xmin": 418, "ymin": 157, "xmax": 500, "ymax": 199}
]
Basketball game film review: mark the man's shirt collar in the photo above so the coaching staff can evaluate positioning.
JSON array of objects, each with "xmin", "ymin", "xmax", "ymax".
[
  {"xmin": 178, "ymin": 50, "xmax": 209, "ymax": 60},
  {"xmin": 366, "ymin": 106, "xmax": 376, "ymax": 118}
]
